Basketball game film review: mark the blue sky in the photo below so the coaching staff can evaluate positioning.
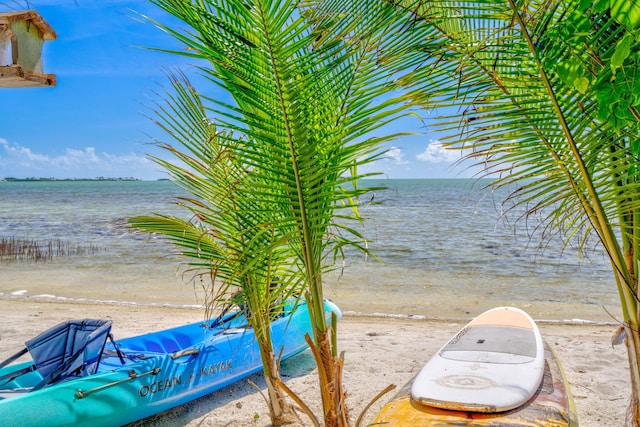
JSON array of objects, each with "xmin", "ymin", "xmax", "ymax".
[{"xmin": 0, "ymin": 0, "xmax": 468, "ymax": 180}]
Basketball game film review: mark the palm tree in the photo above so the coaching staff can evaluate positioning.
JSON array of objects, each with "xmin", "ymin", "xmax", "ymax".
[
  {"xmin": 136, "ymin": 1, "xmax": 427, "ymax": 426},
  {"xmin": 381, "ymin": 0, "xmax": 640, "ymax": 424},
  {"xmin": 130, "ymin": 72, "xmax": 303, "ymax": 425}
]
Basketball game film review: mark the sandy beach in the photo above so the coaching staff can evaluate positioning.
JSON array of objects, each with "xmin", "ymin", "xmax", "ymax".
[{"xmin": 0, "ymin": 298, "xmax": 630, "ymax": 426}]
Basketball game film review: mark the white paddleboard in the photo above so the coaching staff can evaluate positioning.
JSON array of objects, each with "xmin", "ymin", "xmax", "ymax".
[{"xmin": 411, "ymin": 306, "xmax": 545, "ymax": 413}]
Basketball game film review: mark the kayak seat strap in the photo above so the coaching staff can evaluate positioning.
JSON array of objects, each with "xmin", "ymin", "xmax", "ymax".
[
  {"xmin": 0, "ymin": 347, "xmax": 28, "ymax": 370},
  {"xmin": 107, "ymin": 333, "xmax": 126, "ymax": 365}
]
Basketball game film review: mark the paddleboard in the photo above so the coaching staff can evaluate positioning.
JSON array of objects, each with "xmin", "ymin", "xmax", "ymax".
[
  {"xmin": 411, "ymin": 306, "xmax": 545, "ymax": 413},
  {"xmin": 371, "ymin": 340, "xmax": 577, "ymax": 426},
  {"xmin": 371, "ymin": 306, "xmax": 578, "ymax": 426}
]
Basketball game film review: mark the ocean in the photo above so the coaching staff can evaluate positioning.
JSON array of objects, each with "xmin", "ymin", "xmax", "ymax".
[{"xmin": 0, "ymin": 179, "xmax": 618, "ymax": 322}]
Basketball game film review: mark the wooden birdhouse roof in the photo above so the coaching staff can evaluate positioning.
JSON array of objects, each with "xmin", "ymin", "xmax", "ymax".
[{"xmin": 0, "ymin": 10, "xmax": 56, "ymax": 40}]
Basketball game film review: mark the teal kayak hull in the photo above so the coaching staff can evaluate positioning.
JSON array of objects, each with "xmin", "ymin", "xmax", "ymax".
[{"xmin": 0, "ymin": 300, "xmax": 341, "ymax": 426}]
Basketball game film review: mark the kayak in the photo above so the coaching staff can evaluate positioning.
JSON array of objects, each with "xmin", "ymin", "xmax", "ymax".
[
  {"xmin": 372, "ymin": 307, "xmax": 578, "ymax": 426},
  {"xmin": 0, "ymin": 299, "xmax": 341, "ymax": 426}
]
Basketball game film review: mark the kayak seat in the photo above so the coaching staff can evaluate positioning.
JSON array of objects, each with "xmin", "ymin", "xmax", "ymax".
[{"xmin": 0, "ymin": 319, "xmax": 112, "ymax": 393}]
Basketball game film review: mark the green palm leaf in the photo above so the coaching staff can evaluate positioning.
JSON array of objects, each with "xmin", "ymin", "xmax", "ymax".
[
  {"xmin": 383, "ymin": 0, "xmax": 640, "ymax": 422},
  {"xmin": 136, "ymin": 1, "xmax": 428, "ymax": 424},
  {"xmin": 395, "ymin": 0, "xmax": 640, "ymax": 303}
]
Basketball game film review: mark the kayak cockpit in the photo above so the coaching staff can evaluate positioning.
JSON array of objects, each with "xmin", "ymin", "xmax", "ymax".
[{"xmin": 97, "ymin": 311, "xmax": 250, "ymax": 370}]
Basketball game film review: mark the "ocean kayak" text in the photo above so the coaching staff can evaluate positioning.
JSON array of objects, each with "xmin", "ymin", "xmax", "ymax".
[{"xmin": 138, "ymin": 359, "xmax": 233, "ymax": 397}]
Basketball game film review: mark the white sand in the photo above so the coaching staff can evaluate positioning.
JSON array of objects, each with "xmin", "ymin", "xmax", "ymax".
[{"xmin": 0, "ymin": 298, "xmax": 630, "ymax": 426}]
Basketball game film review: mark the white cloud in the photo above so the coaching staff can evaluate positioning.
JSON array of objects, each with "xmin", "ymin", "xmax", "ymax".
[
  {"xmin": 0, "ymin": 139, "xmax": 159, "ymax": 179},
  {"xmin": 0, "ymin": 139, "xmax": 48, "ymax": 162},
  {"xmin": 385, "ymin": 146, "xmax": 409, "ymax": 165},
  {"xmin": 416, "ymin": 140, "xmax": 461, "ymax": 163}
]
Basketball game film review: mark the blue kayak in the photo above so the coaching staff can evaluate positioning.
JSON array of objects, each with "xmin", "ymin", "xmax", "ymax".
[{"xmin": 0, "ymin": 299, "xmax": 341, "ymax": 426}]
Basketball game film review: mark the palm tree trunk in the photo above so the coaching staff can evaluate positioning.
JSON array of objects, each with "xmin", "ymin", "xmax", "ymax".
[
  {"xmin": 315, "ymin": 329, "xmax": 349, "ymax": 427},
  {"xmin": 254, "ymin": 306, "xmax": 298, "ymax": 426},
  {"xmin": 318, "ymin": 330, "xmax": 338, "ymax": 427},
  {"xmin": 622, "ymin": 249, "xmax": 640, "ymax": 427},
  {"xmin": 263, "ymin": 351, "xmax": 298, "ymax": 425},
  {"xmin": 625, "ymin": 326, "xmax": 640, "ymax": 427}
]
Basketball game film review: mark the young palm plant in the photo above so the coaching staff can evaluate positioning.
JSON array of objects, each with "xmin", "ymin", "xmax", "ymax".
[
  {"xmin": 130, "ymin": 73, "xmax": 302, "ymax": 425},
  {"xmin": 137, "ymin": 1, "xmax": 427, "ymax": 426},
  {"xmin": 383, "ymin": 0, "xmax": 640, "ymax": 423}
]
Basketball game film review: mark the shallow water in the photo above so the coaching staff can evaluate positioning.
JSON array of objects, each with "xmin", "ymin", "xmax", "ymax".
[{"xmin": 0, "ymin": 179, "xmax": 618, "ymax": 322}]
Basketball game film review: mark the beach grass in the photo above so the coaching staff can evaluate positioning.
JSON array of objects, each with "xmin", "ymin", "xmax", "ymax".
[{"xmin": 0, "ymin": 237, "xmax": 103, "ymax": 263}]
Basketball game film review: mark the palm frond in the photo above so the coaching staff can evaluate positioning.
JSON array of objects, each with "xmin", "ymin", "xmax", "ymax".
[
  {"xmin": 137, "ymin": 2, "xmax": 437, "ymax": 423},
  {"xmin": 390, "ymin": 0, "xmax": 640, "ymax": 321}
]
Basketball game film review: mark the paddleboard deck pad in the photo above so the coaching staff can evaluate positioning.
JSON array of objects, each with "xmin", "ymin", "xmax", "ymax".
[
  {"xmin": 411, "ymin": 306, "xmax": 545, "ymax": 413},
  {"xmin": 372, "ymin": 340, "xmax": 578, "ymax": 426}
]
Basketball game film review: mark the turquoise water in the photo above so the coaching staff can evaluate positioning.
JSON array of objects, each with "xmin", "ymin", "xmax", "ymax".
[{"xmin": 0, "ymin": 179, "xmax": 618, "ymax": 321}]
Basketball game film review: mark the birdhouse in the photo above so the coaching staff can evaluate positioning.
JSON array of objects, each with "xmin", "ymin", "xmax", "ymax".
[{"xmin": 0, "ymin": 10, "xmax": 56, "ymax": 88}]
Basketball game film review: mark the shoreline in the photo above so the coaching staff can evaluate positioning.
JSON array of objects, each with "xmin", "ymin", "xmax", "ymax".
[
  {"xmin": 0, "ymin": 298, "xmax": 630, "ymax": 426},
  {"xmin": 1, "ymin": 255, "xmax": 622, "ymax": 324},
  {"xmin": 0, "ymin": 293, "xmax": 621, "ymax": 326}
]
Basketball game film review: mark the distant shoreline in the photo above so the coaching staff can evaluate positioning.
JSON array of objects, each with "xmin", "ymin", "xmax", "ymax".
[
  {"xmin": 0, "ymin": 177, "xmax": 487, "ymax": 183},
  {"xmin": 0, "ymin": 177, "xmax": 144, "ymax": 182}
]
